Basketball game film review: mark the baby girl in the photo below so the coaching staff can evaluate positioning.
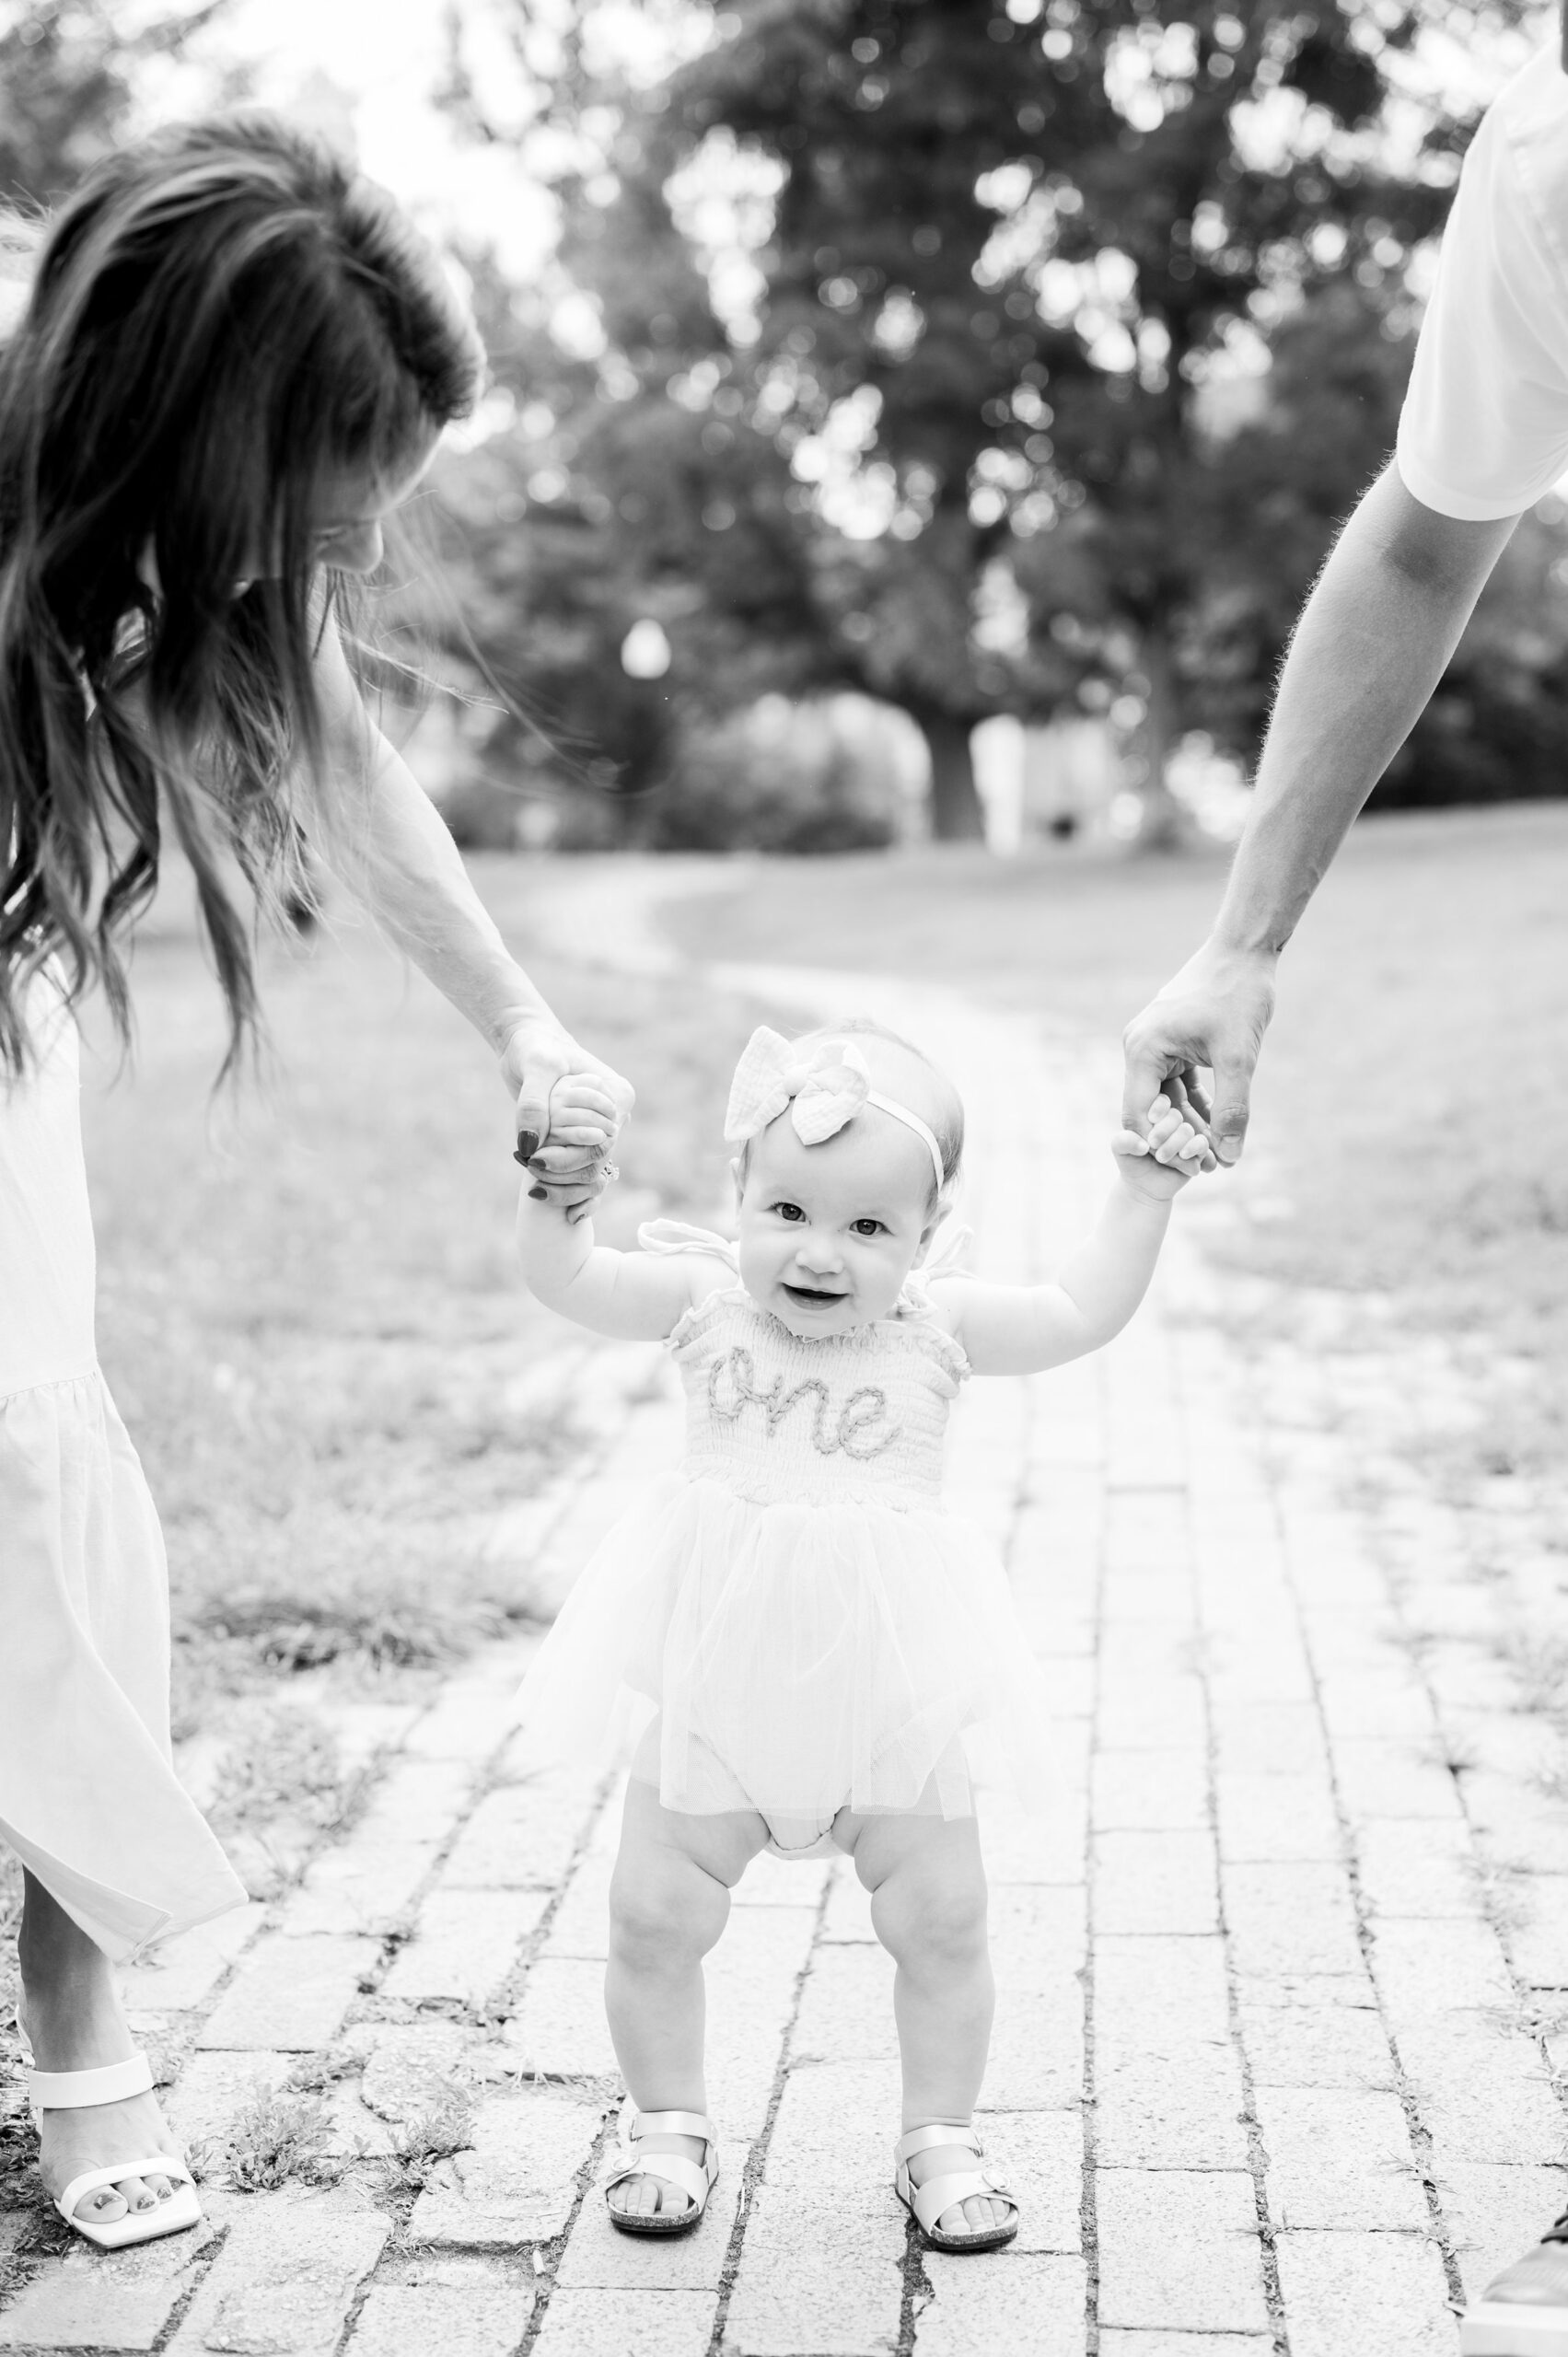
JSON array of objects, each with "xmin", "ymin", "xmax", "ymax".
[{"xmin": 516, "ymin": 1019, "xmax": 1203, "ymax": 2253}]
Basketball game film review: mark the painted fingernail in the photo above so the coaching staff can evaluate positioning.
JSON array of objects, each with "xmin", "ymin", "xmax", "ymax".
[
  {"xmin": 517, "ymin": 1128, "xmax": 540, "ymax": 1164},
  {"xmin": 528, "ymin": 1186, "xmax": 548, "ymax": 1201}
]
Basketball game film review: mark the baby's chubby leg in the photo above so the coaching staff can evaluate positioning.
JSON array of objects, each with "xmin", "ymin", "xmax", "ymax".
[
  {"xmin": 839, "ymin": 1807, "xmax": 1010, "ymax": 2237},
  {"xmin": 604, "ymin": 1776, "xmax": 768, "ymax": 2221}
]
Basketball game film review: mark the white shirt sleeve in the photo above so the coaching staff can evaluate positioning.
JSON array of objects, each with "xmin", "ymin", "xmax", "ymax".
[{"xmin": 1397, "ymin": 52, "xmax": 1568, "ymax": 521}]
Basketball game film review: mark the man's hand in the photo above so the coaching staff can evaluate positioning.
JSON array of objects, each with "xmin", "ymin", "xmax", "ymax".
[
  {"xmin": 1121, "ymin": 940, "xmax": 1277, "ymax": 1167},
  {"xmin": 501, "ymin": 1024, "xmax": 634, "ymax": 1225}
]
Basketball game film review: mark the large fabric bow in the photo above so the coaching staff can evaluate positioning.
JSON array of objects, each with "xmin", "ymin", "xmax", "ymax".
[{"xmin": 724, "ymin": 1028, "xmax": 870, "ymax": 1149}]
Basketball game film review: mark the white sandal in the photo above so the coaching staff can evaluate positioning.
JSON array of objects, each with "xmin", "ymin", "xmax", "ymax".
[
  {"xmin": 894, "ymin": 2122, "xmax": 1018, "ymax": 2254},
  {"xmin": 604, "ymin": 2096, "xmax": 719, "ymax": 2239},
  {"xmin": 28, "ymin": 2054, "xmax": 203, "ymax": 2251}
]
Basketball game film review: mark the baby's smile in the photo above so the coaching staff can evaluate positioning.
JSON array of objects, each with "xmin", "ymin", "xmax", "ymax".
[{"xmin": 778, "ymin": 1277, "xmax": 852, "ymax": 1312}]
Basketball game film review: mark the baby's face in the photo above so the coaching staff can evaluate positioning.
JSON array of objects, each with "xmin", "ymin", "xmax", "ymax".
[{"xmin": 735, "ymin": 1112, "xmax": 937, "ymax": 1338}]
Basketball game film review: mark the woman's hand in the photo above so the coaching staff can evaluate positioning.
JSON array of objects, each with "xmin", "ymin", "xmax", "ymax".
[{"xmin": 500, "ymin": 1023, "xmax": 634, "ymax": 1225}]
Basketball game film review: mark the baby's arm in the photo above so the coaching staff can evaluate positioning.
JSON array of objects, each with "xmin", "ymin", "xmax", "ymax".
[
  {"xmin": 519, "ymin": 1192, "xmax": 710, "ymax": 1339},
  {"xmin": 517, "ymin": 1074, "xmax": 719, "ymax": 1340},
  {"xmin": 935, "ymin": 1095, "xmax": 1202, "ymax": 1376}
]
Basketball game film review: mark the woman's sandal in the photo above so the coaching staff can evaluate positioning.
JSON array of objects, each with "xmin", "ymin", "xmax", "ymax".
[
  {"xmin": 604, "ymin": 2096, "xmax": 719, "ymax": 2238},
  {"xmin": 894, "ymin": 2122, "xmax": 1019, "ymax": 2254},
  {"xmin": 28, "ymin": 2053, "xmax": 203, "ymax": 2251}
]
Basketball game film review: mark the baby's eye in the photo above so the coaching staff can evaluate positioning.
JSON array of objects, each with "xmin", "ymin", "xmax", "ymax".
[
  {"xmin": 773, "ymin": 1202, "xmax": 806, "ymax": 1223},
  {"xmin": 851, "ymin": 1218, "xmax": 886, "ymax": 1237}
]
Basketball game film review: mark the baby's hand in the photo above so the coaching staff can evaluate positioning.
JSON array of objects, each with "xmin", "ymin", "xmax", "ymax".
[
  {"xmin": 544, "ymin": 1074, "xmax": 620, "ymax": 1153},
  {"xmin": 523, "ymin": 1074, "xmax": 621, "ymax": 1226},
  {"xmin": 1112, "ymin": 1096, "xmax": 1208, "ymax": 1202}
]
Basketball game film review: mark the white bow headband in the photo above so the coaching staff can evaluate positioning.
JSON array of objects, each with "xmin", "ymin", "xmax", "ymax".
[{"xmin": 724, "ymin": 1028, "xmax": 947, "ymax": 1196}]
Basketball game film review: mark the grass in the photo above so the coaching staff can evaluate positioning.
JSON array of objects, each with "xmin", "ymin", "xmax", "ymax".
[
  {"xmin": 193, "ymin": 2082, "xmax": 340, "ymax": 2193},
  {"xmin": 655, "ymin": 805, "xmax": 1568, "ymax": 1490},
  {"xmin": 388, "ymin": 2087, "xmax": 477, "ymax": 2191},
  {"xmin": 79, "ymin": 853, "xmax": 776, "ymax": 1734}
]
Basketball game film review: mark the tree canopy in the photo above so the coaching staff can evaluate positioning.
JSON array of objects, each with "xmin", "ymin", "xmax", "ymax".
[{"xmin": 436, "ymin": 0, "xmax": 1536, "ymax": 839}]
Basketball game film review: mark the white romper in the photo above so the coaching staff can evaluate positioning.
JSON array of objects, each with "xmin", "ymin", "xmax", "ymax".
[{"xmin": 515, "ymin": 1222, "xmax": 1055, "ymax": 1853}]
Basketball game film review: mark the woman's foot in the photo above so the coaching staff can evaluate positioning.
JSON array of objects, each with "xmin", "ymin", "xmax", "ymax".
[
  {"xmin": 17, "ymin": 1877, "xmax": 180, "ymax": 2229},
  {"xmin": 33, "ymin": 2086, "xmax": 180, "ymax": 2229},
  {"xmin": 903, "ymin": 2137, "xmax": 1016, "ymax": 2236},
  {"xmin": 606, "ymin": 2130, "xmax": 707, "ymax": 2222}
]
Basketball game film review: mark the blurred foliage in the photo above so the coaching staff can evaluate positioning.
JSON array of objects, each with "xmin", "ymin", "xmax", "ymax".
[
  {"xmin": 432, "ymin": 0, "xmax": 1551, "ymax": 842},
  {"xmin": 0, "ymin": 1, "xmax": 223, "ymax": 208},
  {"xmin": 645, "ymin": 701, "xmax": 902, "ymax": 851},
  {"xmin": 6, "ymin": 0, "xmax": 1563, "ymax": 830}
]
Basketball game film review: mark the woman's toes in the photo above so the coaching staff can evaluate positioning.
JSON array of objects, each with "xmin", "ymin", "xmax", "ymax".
[
  {"xmin": 144, "ymin": 2175, "xmax": 174, "ymax": 2203},
  {"xmin": 77, "ymin": 2186, "xmax": 129, "ymax": 2223}
]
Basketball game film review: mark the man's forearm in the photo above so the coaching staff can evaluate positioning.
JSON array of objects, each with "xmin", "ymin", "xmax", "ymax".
[{"xmin": 1214, "ymin": 465, "xmax": 1516, "ymax": 957}]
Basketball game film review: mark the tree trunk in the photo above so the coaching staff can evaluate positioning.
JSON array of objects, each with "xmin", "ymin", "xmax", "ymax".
[
  {"xmin": 913, "ymin": 706, "xmax": 985, "ymax": 843},
  {"xmin": 1130, "ymin": 620, "xmax": 1186, "ymax": 852}
]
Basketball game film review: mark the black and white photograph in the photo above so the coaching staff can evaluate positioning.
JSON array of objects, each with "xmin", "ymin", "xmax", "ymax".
[{"xmin": 2, "ymin": 2, "xmax": 1567, "ymax": 2351}]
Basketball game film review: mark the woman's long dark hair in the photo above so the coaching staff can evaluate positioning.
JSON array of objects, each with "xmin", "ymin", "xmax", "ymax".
[{"xmin": 0, "ymin": 112, "xmax": 484, "ymax": 1074}]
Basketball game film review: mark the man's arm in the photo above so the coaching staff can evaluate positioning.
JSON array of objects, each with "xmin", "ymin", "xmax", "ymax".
[{"xmin": 1121, "ymin": 463, "xmax": 1518, "ymax": 1160}]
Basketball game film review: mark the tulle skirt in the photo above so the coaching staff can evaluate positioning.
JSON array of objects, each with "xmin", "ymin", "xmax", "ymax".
[{"xmin": 514, "ymin": 1470, "xmax": 1055, "ymax": 1822}]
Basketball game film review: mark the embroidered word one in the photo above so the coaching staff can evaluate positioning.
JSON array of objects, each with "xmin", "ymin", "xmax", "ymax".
[{"xmin": 708, "ymin": 1347, "xmax": 901, "ymax": 1460}]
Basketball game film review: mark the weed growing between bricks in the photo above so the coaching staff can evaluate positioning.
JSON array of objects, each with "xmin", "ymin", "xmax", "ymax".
[
  {"xmin": 197, "ymin": 2083, "xmax": 343, "ymax": 2193},
  {"xmin": 0, "ymin": 2115, "xmax": 64, "ymax": 2314},
  {"xmin": 205, "ymin": 1699, "xmax": 374, "ymax": 1898},
  {"xmin": 389, "ymin": 2087, "xmax": 477, "ymax": 2192}
]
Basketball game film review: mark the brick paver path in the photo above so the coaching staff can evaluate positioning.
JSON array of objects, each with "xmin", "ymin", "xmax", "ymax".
[{"xmin": 5, "ymin": 902, "xmax": 1567, "ymax": 2355}]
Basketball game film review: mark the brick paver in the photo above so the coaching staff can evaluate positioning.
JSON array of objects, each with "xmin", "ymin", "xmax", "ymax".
[{"xmin": 6, "ymin": 902, "xmax": 1568, "ymax": 2354}]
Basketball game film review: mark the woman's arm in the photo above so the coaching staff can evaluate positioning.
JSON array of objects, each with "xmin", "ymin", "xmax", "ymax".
[{"xmin": 304, "ymin": 618, "xmax": 631, "ymax": 1169}]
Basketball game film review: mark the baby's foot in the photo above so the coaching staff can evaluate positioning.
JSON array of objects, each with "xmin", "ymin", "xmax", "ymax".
[
  {"xmin": 905, "ymin": 2139, "xmax": 1017, "ymax": 2238},
  {"xmin": 607, "ymin": 2130, "xmax": 706, "ymax": 2221}
]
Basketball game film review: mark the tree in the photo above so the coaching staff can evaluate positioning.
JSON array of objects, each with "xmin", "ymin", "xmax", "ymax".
[
  {"xmin": 0, "ymin": 2, "xmax": 224, "ymax": 210},
  {"xmin": 636, "ymin": 0, "xmax": 1528, "ymax": 838},
  {"xmin": 425, "ymin": 233, "xmax": 835, "ymax": 840}
]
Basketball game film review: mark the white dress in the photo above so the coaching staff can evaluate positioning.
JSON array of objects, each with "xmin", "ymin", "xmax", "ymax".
[
  {"xmin": 515, "ymin": 1223, "xmax": 1054, "ymax": 1849},
  {"xmin": 0, "ymin": 974, "xmax": 245, "ymax": 1959}
]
